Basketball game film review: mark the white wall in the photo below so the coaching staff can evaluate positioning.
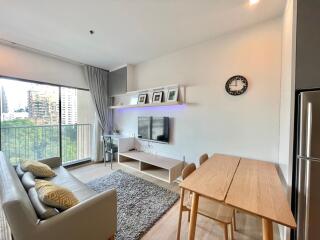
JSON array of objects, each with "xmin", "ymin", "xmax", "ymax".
[
  {"xmin": 114, "ymin": 18, "xmax": 283, "ymax": 164},
  {"xmin": 279, "ymin": 0, "xmax": 297, "ymax": 185},
  {"xmin": 0, "ymin": 43, "xmax": 88, "ymax": 89},
  {"xmin": 278, "ymin": 0, "xmax": 297, "ymax": 239}
]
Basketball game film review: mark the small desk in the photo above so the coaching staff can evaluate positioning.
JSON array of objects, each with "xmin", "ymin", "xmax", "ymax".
[
  {"xmin": 179, "ymin": 155, "xmax": 296, "ymax": 240},
  {"xmin": 179, "ymin": 154, "xmax": 240, "ymax": 239},
  {"xmin": 225, "ymin": 159, "xmax": 296, "ymax": 239}
]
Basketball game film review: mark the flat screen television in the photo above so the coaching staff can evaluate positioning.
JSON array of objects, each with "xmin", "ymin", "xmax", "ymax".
[{"xmin": 138, "ymin": 116, "xmax": 169, "ymax": 143}]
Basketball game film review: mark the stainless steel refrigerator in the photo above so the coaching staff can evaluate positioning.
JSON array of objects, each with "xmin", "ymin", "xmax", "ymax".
[{"xmin": 297, "ymin": 90, "xmax": 320, "ymax": 240}]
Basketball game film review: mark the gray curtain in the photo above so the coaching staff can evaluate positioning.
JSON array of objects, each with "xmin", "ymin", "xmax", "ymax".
[
  {"xmin": 85, "ymin": 65, "xmax": 112, "ymax": 162},
  {"xmin": 85, "ymin": 65, "xmax": 112, "ymax": 134}
]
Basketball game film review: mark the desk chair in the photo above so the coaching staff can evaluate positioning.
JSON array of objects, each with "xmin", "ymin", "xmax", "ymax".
[{"xmin": 103, "ymin": 136, "xmax": 118, "ymax": 169}]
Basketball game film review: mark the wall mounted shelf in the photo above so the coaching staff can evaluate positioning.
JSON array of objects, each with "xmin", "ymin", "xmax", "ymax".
[
  {"xmin": 109, "ymin": 101, "xmax": 183, "ymax": 109},
  {"xmin": 111, "ymin": 84, "xmax": 180, "ymax": 97},
  {"xmin": 109, "ymin": 84, "xmax": 185, "ymax": 110}
]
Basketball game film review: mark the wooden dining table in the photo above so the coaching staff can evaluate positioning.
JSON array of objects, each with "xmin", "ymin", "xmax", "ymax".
[{"xmin": 179, "ymin": 154, "xmax": 296, "ymax": 240}]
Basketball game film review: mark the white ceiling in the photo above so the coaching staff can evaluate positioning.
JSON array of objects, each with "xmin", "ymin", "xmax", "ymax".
[{"xmin": 0, "ymin": 0, "xmax": 286, "ymax": 70}]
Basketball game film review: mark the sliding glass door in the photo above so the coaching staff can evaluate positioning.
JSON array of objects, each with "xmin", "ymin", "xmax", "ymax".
[
  {"xmin": 0, "ymin": 77, "xmax": 93, "ymax": 165},
  {"xmin": 0, "ymin": 78, "xmax": 59, "ymax": 164},
  {"xmin": 61, "ymin": 87, "xmax": 92, "ymax": 164}
]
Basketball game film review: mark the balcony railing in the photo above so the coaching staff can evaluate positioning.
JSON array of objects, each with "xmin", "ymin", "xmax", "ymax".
[{"xmin": 0, "ymin": 124, "xmax": 92, "ymax": 165}]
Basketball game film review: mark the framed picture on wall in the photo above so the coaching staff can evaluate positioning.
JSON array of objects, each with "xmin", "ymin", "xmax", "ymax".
[
  {"xmin": 152, "ymin": 91, "xmax": 163, "ymax": 103},
  {"xmin": 167, "ymin": 88, "xmax": 179, "ymax": 102},
  {"xmin": 137, "ymin": 94, "xmax": 147, "ymax": 104}
]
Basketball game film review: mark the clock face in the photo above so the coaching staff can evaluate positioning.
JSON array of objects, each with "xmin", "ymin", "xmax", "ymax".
[{"xmin": 225, "ymin": 75, "xmax": 248, "ymax": 96}]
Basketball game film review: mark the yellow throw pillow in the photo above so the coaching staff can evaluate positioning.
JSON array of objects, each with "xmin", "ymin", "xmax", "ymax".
[
  {"xmin": 35, "ymin": 180, "xmax": 79, "ymax": 210},
  {"xmin": 21, "ymin": 160, "xmax": 56, "ymax": 178}
]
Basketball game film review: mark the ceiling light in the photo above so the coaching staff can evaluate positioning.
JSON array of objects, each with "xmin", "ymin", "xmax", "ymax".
[{"xmin": 249, "ymin": 0, "xmax": 260, "ymax": 5}]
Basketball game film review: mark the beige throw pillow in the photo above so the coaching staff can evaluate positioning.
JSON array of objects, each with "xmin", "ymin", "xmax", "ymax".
[
  {"xmin": 21, "ymin": 160, "xmax": 56, "ymax": 178},
  {"xmin": 35, "ymin": 180, "xmax": 79, "ymax": 210}
]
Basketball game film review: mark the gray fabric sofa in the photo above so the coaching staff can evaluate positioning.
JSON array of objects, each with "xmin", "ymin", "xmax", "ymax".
[{"xmin": 0, "ymin": 152, "xmax": 117, "ymax": 240}]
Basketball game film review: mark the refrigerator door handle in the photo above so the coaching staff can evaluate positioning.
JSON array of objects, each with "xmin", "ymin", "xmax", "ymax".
[
  {"xmin": 305, "ymin": 159, "xmax": 311, "ymax": 240},
  {"xmin": 297, "ymin": 158, "xmax": 303, "ymax": 240},
  {"xmin": 306, "ymin": 102, "xmax": 313, "ymax": 158}
]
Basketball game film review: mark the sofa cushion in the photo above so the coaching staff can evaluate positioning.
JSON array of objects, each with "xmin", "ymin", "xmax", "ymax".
[
  {"xmin": 21, "ymin": 160, "xmax": 56, "ymax": 178},
  {"xmin": 48, "ymin": 166, "xmax": 96, "ymax": 202},
  {"xmin": 35, "ymin": 180, "xmax": 79, "ymax": 210},
  {"xmin": 21, "ymin": 172, "xmax": 36, "ymax": 190},
  {"xmin": 28, "ymin": 187, "xmax": 59, "ymax": 220},
  {"xmin": 16, "ymin": 164, "xmax": 25, "ymax": 178}
]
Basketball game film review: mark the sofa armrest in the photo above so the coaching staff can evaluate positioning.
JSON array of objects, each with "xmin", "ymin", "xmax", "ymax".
[
  {"xmin": 38, "ymin": 157, "xmax": 62, "ymax": 168},
  {"xmin": 37, "ymin": 189, "xmax": 117, "ymax": 240}
]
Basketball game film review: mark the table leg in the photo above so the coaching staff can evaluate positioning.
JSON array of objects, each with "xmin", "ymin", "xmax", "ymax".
[
  {"xmin": 176, "ymin": 188, "xmax": 185, "ymax": 240},
  {"xmin": 262, "ymin": 218, "xmax": 273, "ymax": 240},
  {"xmin": 223, "ymin": 224, "xmax": 228, "ymax": 240},
  {"xmin": 188, "ymin": 192, "xmax": 199, "ymax": 240},
  {"xmin": 230, "ymin": 222, "xmax": 234, "ymax": 240},
  {"xmin": 110, "ymin": 152, "xmax": 113, "ymax": 169},
  {"xmin": 233, "ymin": 209, "xmax": 237, "ymax": 231}
]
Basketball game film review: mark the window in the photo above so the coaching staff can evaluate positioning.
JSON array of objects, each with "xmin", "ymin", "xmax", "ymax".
[
  {"xmin": 61, "ymin": 87, "xmax": 93, "ymax": 164},
  {"xmin": 0, "ymin": 77, "xmax": 94, "ymax": 165}
]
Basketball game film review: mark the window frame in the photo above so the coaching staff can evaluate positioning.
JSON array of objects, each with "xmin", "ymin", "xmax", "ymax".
[{"xmin": 0, "ymin": 75, "xmax": 91, "ymax": 166}]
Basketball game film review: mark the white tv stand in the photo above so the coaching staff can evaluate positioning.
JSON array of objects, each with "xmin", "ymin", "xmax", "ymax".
[{"xmin": 117, "ymin": 137, "xmax": 183, "ymax": 183}]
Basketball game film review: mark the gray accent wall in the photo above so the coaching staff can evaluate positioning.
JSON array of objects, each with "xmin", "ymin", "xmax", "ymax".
[
  {"xmin": 108, "ymin": 67, "xmax": 127, "ymax": 96},
  {"xmin": 296, "ymin": 0, "xmax": 320, "ymax": 90}
]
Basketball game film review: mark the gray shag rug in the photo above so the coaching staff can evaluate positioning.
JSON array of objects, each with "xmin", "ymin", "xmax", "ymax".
[{"xmin": 86, "ymin": 170, "xmax": 179, "ymax": 240}]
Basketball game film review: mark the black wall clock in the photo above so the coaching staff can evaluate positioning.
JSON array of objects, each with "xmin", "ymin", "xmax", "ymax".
[{"xmin": 225, "ymin": 75, "xmax": 248, "ymax": 96}]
